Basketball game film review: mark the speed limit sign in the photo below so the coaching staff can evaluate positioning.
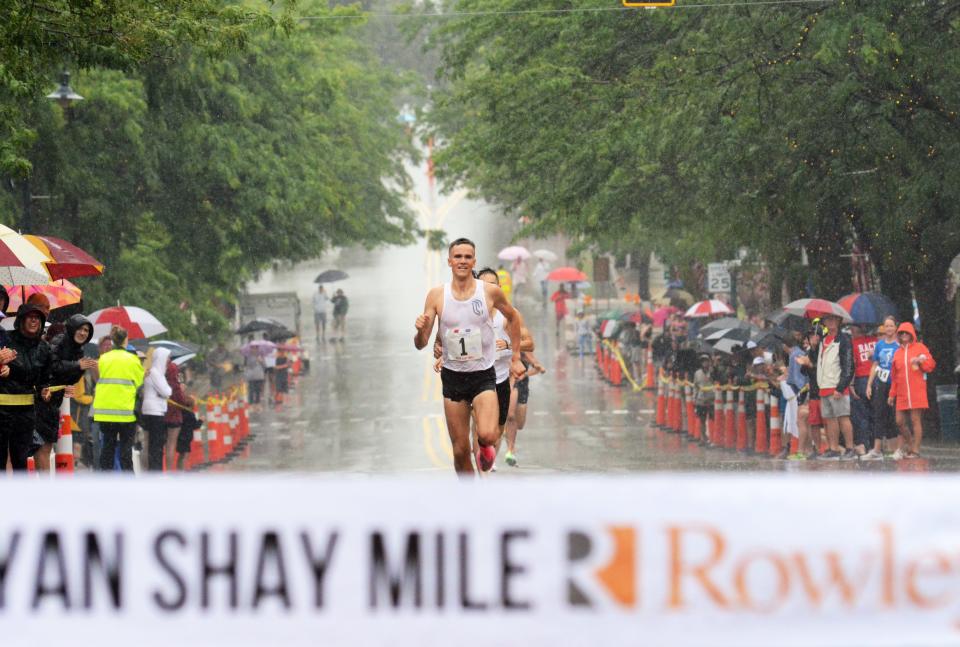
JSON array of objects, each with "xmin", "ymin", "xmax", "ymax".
[{"xmin": 708, "ymin": 263, "xmax": 731, "ymax": 293}]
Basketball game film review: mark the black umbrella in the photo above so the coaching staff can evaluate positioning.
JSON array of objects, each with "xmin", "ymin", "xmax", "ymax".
[
  {"xmin": 698, "ymin": 317, "xmax": 751, "ymax": 339},
  {"xmin": 314, "ymin": 269, "xmax": 349, "ymax": 283},
  {"xmin": 764, "ymin": 310, "xmax": 808, "ymax": 333},
  {"xmin": 235, "ymin": 317, "xmax": 288, "ymax": 335}
]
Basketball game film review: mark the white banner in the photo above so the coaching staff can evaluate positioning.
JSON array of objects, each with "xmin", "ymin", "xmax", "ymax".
[{"xmin": 4, "ymin": 475, "xmax": 960, "ymax": 646}]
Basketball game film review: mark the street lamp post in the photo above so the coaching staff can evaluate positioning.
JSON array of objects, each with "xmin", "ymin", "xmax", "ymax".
[{"xmin": 46, "ymin": 70, "xmax": 84, "ymax": 110}]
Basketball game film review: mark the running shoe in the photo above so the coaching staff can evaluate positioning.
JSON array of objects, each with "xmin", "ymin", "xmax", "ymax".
[
  {"xmin": 860, "ymin": 449, "xmax": 883, "ymax": 461},
  {"xmin": 891, "ymin": 448, "xmax": 905, "ymax": 461},
  {"xmin": 477, "ymin": 445, "xmax": 496, "ymax": 472},
  {"xmin": 505, "ymin": 451, "xmax": 517, "ymax": 467},
  {"xmin": 775, "ymin": 447, "xmax": 790, "ymax": 460},
  {"xmin": 805, "ymin": 451, "xmax": 819, "ymax": 460},
  {"xmin": 840, "ymin": 449, "xmax": 858, "ymax": 461},
  {"xmin": 818, "ymin": 450, "xmax": 841, "ymax": 460},
  {"xmin": 787, "ymin": 452, "xmax": 807, "ymax": 461}
]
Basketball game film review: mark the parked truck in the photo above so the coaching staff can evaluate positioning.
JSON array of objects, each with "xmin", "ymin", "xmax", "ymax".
[{"xmin": 237, "ymin": 292, "xmax": 302, "ymax": 337}]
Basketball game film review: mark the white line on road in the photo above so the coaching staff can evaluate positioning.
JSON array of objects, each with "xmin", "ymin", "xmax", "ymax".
[
  {"xmin": 533, "ymin": 411, "xmax": 548, "ymax": 416},
  {"xmin": 638, "ymin": 409, "xmax": 655, "ymax": 414},
  {"xmin": 612, "ymin": 410, "xmax": 629, "ymax": 415},
  {"xmin": 584, "ymin": 410, "xmax": 600, "ymax": 415}
]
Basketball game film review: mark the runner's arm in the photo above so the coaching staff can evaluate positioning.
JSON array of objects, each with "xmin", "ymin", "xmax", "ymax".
[
  {"xmin": 414, "ymin": 288, "xmax": 439, "ymax": 350},
  {"xmin": 519, "ymin": 326, "xmax": 534, "ymax": 352}
]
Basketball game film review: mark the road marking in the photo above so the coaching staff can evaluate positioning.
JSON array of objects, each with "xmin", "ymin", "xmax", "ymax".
[
  {"xmin": 584, "ymin": 410, "xmax": 600, "ymax": 415},
  {"xmin": 422, "ymin": 416, "xmax": 446, "ymax": 469},
  {"xmin": 638, "ymin": 409, "xmax": 655, "ymax": 414},
  {"xmin": 533, "ymin": 411, "xmax": 548, "ymax": 416},
  {"xmin": 435, "ymin": 416, "xmax": 453, "ymax": 459},
  {"xmin": 612, "ymin": 410, "xmax": 629, "ymax": 415},
  {"xmin": 348, "ymin": 417, "xmax": 364, "ymax": 423}
]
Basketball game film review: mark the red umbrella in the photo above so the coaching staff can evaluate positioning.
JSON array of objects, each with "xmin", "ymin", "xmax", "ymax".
[
  {"xmin": 684, "ymin": 299, "xmax": 733, "ymax": 318},
  {"xmin": 25, "ymin": 235, "xmax": 104, "ymax": 280},
  {"xmin": 4, "ymin": 279, "xmax": 82, "ymax": 313},
  {"xmin": 782, "ymin": 298, "xmax": 852, "ymax": 322},
  {"xmin": 546, "ymin": 267, "xmax": 588, "ymax": 282}
]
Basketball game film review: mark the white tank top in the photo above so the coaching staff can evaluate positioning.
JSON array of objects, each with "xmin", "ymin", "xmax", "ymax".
[
  {"xmin": 439, "ymin": 280, "xmax": 495, "ymax": 373},
  {"xmin": 492, "ymin": 311, "xmax": 511, "ymax": 384}
]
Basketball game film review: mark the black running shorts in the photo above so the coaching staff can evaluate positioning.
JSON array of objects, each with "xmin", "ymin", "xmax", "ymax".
[
  {"xmin": 496, "ymin": 378, "xmax": 510, "ymax": 426},
  {"xmin": 516, "ymin": 377, "xmax": 530, "ymax": 405},
  {"xmin": 441, "ymin": 366, "xmax": 497, "ymax": 403}
]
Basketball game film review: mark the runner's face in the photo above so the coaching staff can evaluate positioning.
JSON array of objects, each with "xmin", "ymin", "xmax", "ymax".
[
  {"xmin": 448, "ymin": 244, "xmax": 476, "ymax": 277},
  {"xmin": 479, "ymin": 273, "xmax": 499, "ymax": 286}
]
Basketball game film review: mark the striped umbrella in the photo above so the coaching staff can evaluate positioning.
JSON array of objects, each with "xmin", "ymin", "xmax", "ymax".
[
  {"xmin": 0, "ymin": 225, "xmax": 55, "ymax": 285},
  {"xmin": 87, "ymin": 305, "xmax": 167, "ymax": 341},
  {"xmin": 4, "ymin": 279, "xmax": 82, "ymax": 313},
  {"xmin": 684, "ymin": 299, "xmax": 734, "ymax": 318},
  {"xmin": 25, "ymin": 235, "xmax": 104, "ymax": 280}
]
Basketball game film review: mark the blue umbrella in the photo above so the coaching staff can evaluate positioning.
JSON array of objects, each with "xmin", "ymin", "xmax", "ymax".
[{"xmin": 838, "ymin": 292, "xmax": 898, "ymax": 326}]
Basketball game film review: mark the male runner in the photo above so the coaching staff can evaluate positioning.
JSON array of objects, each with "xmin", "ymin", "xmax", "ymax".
[{"xmin": 415, "ymin": 238, "xmax": 524, "ymax": 475}]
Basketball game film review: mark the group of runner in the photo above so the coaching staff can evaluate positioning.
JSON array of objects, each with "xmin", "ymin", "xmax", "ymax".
[{"xmin": 415, "ymin": 238, "xmax": 545, "ymax": 476}]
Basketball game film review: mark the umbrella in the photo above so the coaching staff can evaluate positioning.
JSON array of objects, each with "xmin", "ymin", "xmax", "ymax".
[
  {"xmin": 314, "ymin": 269, "xmax": 349, "ymax": 283},
  {"xmin": 710, "ymin": 337, "xmax": 749, "ymax": 355},
  {"xmin": 663, "ymin": 288, "xmax": 695, "ymax": 307},
  {"xmin": 0, "ymin": 224, "xmax": 54, "ymax": 285},
  {"xmin": 599, "ymin": 308, "xmax": 625, "ymax": 320},
  {"xmin": 684, "ymin": 299, "xmax": 733, "ymax": 318},
  {"xmin": 532, "ymin": 249, "xmax": 558, "ymax": 263},
  {"xmin": 764, "ymin": 310, "xmax": 808, "ymax": 333},
  {"xmin": 131, "ymin": 339, "xmax": 200, "ymax": 360},
  {"xmin": 172, "ymin": 353, "xmax": 196, "ymax": 366},
  {"xmin": 705, "ymin": 326, "xmax": 756, "ymax": 345},
  {"xmin": 782, "ymin": 298, "xmax": 852, "ymax": 323},
  {"xmin": 546, "ymin": 267, "xmax": 588, "ymax": 282},
  {"xmin": 698, "ymin": 317, "xmax": 750, "ymax": 338},
  {"xmin": 4, "ymin": 279, "xmax": 82, "ymax": 313},
  {"xmin": 497, "ymin": 246, "xmax": 531, "ymax": 262},
  {"xmin": 25, "ymin": 235, "xmax": 104, "ymax": 280},
  {"xmin": 620, "ymin": 309, "xmax": 653, "ymax": 324},
  {"xmin": 753, "ymin": 327, "xmax": 790, "ymax": 350},
  {"xmin": 87, "ymin": 305, "xmax": 167, "ymax": 341},
  {"xmin": 651, "ymin": 306, "xmax": 679, "ymax": 327},
  {"xmin": 837, "ymin": 292, "xmax": 898, "ymax": 326},
  {"xmin": 235, "ymin": 317, "xmax": 288, "ymax": 335},
  {"xmin": 239, "ymin": 339, "xmax": 277, "ymax": 357}
]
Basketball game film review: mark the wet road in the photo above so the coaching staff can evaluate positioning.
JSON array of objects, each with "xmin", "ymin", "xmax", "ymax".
[{"xmin": 225, "ymin": 163, "xmax": 959, "ymax": 476}]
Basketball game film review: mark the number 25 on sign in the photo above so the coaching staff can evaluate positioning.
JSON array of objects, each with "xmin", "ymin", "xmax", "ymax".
[{"xmin": 622, "ymin": 0, "xmax": 675, "ymax": 6}]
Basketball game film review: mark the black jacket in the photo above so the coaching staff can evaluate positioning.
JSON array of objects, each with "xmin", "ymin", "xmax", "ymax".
[
  {"xmin": 0, "ymin": 304, "xmax": 52, "ymax": 398},
  {"xmin": 35, "ymin": 314, "xmax": 93, "ymax": 437}
]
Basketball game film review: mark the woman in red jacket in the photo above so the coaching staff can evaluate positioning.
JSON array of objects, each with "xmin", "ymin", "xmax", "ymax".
[
  {"xmin": 887, "ymin": 322, "xmax": 935, "ymax": 459},
  {"xmin": 163, "ymin": 359, "xmax": 196, "ymax": 471}
]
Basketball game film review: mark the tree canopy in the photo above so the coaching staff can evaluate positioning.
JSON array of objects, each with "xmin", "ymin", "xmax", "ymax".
[
  {"xmin": 424, "ymin": 0, "xmax": 960, "ymax": 380},
  {"xmin": 1, "ymin": 0, "xmax": 418, "ymax": 341}
]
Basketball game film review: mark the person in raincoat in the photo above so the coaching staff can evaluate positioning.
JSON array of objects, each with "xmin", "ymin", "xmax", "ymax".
[
  {"xmin": 35, "ymin": 314, "xmax": 97, "ymax": 472},
  {"xmin": 94, "ymin": 326, "xmax": 144, "ymax": 471},
  {"xmin": 141, "ymin": 347, "xmax": 173, "ymax": 470},
  {"xmin": 163, "ymin": 354, "xmax": 196, "ymax": 471},
  {"xmin": 0, "ymin": 303, "xmax": 49, "ymax": 470},
  {"xmin": 887, "ymin": 322, "xmax": 936, "ymax": 459}
]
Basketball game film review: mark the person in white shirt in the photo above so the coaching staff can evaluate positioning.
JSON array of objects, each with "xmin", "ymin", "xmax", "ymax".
[{"xmin": 312, "ymin": 285, "xmax": 331, "ymax": 342}]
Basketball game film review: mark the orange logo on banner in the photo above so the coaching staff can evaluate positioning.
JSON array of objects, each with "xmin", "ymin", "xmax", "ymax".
[{"xmin": 595, "ymin": 527, "xmax": 637, "ymax": 607}]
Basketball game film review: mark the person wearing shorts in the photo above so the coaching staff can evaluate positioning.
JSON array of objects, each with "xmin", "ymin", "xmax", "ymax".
[
  {"xmin": 797, "ymin": 326, "xmax": 823, "ymax": 458},
  {"xmin": 816, "ymin": 314, "xmax": 856, "ymax": 460},
  {"xmin": 415, "ymin": 238, "xmax": 524, "ymax": 476}
]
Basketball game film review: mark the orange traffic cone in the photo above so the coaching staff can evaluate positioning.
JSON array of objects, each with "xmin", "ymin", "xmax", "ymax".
[
  {"xmin": 768, "ymin": 392, "xmax": 782, "ymax": 456},
  {"xmin": 222, "ymin": 398, "xmax": 236, "ymax": 457},
  {"xmin": 736, "ymin": 392, "xmax": 748, "ymax": 451},
  {"xmin": 789, "ymin": 435, "xmax": 799, "ymax": 454},
  {"xmin": 655, "ymin": 371, "xmax": 667, "ymax": 427},
  {"xmin": 54, "ymin": 398, "xmax": 74, "ymax": 474},
  {"xmin": 755, "ymin": 386, "xmax": 768, "ymax": 455},
  {"xmin": 643, "ymin": 348, "xmax": 655, "ymax": 390},
  {"xmin": 26, "ymin": 456, "xmax": 36, "ymax": 474},
  {"xmin": 724, "ymin": 388, "xmax": 736, "ymax": 449},
  {"xmin": 685, "ymin": 383, "xmax": 697, "ymax": 439}
]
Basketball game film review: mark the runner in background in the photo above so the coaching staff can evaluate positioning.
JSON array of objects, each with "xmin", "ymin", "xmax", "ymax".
[{"xmin": 506, "ymin": 349, "xmax": 546, "ymax": 466}]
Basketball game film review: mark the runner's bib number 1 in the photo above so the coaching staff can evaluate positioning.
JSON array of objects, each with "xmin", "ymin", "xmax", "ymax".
[
  {"xmin": 877, "ymin": 368, "xmax": 890, "ymax": 383},
  {"xmin": 445, "ymin": 327, "xmax": 483, "ymax": 362}
]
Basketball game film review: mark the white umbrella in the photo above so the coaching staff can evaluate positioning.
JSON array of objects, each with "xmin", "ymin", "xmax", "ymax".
[
  {"xmin": 533, "ymin": 249, "xmax": 558, "ymax": 262},
  {"xmin": 497, "ymin": 246, "xmax": 531, "ymax": 262},
  {"xmin": 87, "ymin": 305, "xmax": 167, "ymax": 341}
]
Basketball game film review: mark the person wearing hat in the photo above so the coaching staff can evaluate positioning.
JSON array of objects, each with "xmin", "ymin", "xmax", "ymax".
[{"xmin": 0, "ymin": 303, "xmax": 53, "ymax": 470}]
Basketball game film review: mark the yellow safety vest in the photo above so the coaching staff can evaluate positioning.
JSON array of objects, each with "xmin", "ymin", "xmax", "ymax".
[
  {"xmin": 93, "ymin": 349, "xmax": 144, "ymax": 423},
  {"xmin": 497, "ymin": 269, "xmax": 513, "ymax": 302}
]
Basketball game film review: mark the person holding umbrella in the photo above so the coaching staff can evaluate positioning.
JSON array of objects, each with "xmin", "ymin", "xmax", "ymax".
[
  {"xmin": 313, "ymin": 284, "xmax": 331, "ymax": 342},
  {"xmin": 887, "ymin": 322, "xmax": 936, "ymax": 459},
  {"xmin": 242, "ymin": 335, "xmax": 266, "ymax": 407},
  {"xmin": 816, "ymin": 313, "xmax": 857, "ymax": 460}
]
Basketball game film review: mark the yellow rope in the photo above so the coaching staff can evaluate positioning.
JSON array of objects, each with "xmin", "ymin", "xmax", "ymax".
[{"xmin": 601, "ymin": 341, "xmax": 643, "ymax": 392}]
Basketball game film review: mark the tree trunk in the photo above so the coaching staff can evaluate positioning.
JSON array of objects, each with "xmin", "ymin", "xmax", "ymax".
[{"xmin": 635, "ymin": 249, "xmax": 651, "ymax": 300}]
